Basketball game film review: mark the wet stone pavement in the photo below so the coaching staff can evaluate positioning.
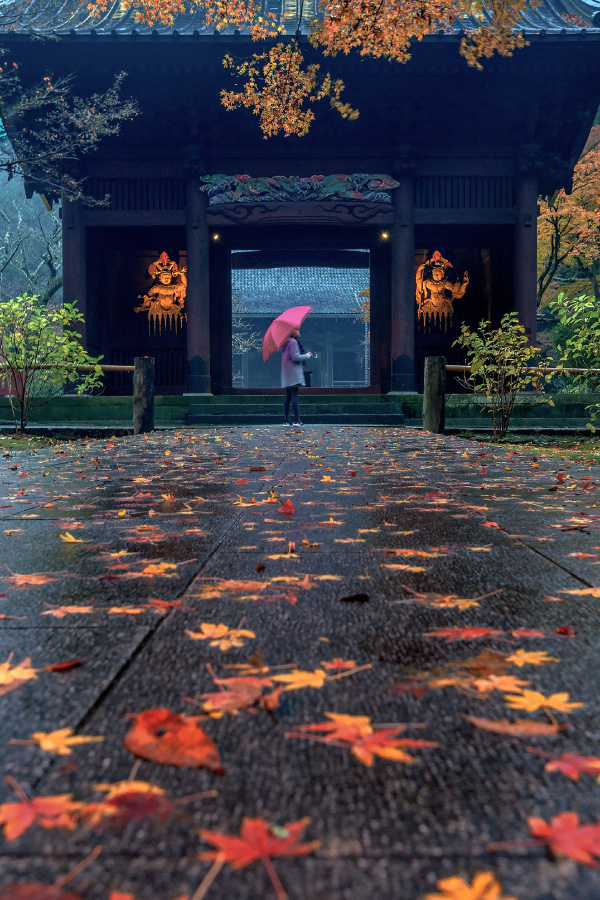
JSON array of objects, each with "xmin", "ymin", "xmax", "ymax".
[{"xmin": 1, "ymin": 425, "xmax": 600, "ymax": 899}]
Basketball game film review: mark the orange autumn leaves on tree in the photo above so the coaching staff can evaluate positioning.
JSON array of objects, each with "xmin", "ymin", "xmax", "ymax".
[
  {"xmin": 538, "ymin": 124, "xmax": 600, "ymax": 304},
  {"xmin": 88, "ymin": 0, "xmax": 540, "ymax": 137}
]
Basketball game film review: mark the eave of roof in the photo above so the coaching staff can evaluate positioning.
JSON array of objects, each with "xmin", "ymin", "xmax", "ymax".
[{"xmin": 3, "ymin": 0, "xmax": 600, "ymax": 38}]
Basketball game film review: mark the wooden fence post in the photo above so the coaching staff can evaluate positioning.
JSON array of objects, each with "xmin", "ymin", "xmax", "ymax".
[
  {"xmin": 133, "ymin": 357, "xmax": 155, "ymax": 434},
  {"xmin": 423, "ymin": 356, "xmax": 446, "ymax": 434}
]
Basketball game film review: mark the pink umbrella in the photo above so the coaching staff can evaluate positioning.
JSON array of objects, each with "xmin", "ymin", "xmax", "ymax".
[{"xmin": 262, "ymin": 305, "xmax": 312, "ymax": 362}]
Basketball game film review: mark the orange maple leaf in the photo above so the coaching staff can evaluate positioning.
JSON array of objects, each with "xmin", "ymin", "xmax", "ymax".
[
  {"xmin": 0, "ymin": 656, "xmax": 37, "ymax": 696},
  {"xmin": 321, "ymin": 658, "xmax": 356, "ymax": 671},
  {"xmin": 425, "ymin": 871, "xmax": 518, "ymax": 900},
  {"xmin": 123, "ymin": 708, "xmax": 224, "ymax": 772},
  {"xmin": 0, "ymin": 793, "xmax": 83, "ymax": 840},
  {"xmin": 0, "ymin": 885, "xmax": 82, "ymax": 900},
  {"xmin": 423, "ymin": 627, "xmax": 504, "ymax": 642},
  {"xmin": 504, "ymin": 690, "xmax": 583, "ymax": 714},
  {"xmin": 201, "ymin": 676, "xmax": 274, "ymax": 714}
]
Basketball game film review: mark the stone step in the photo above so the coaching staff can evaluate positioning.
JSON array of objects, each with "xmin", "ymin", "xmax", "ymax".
[
  {"xmin": 187, "ymin": 413, "xmax": 405, "ymax": 426},
  {"xmin": 187, "ymin": 403, "xmax": 405, "ymax": 417}
]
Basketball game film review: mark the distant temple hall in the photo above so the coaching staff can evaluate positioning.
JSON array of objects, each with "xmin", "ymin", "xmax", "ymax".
[{"xmin": 4, "ymin": 0, "xmax": 600, "ymax": 395}]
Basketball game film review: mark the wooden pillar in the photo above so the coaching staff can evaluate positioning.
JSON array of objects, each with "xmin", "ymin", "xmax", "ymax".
[
  {"xmin": 61, "ymin": 196, "xmax": 87, "ymax": 345},
  {"xmin": 391, "ymin": 177, "xmax": 415, "ymax": 392},
  {"xmin": 133, "ymin": 356, "xmax": 155, "ymax": 434},
  {"xmin": 422, "ymin": 356, "xmax": 446, "ymax": 434},
  {"xmin": 514, "ymin": 173, "xmax": 538, "ymax": 343},
  {"xmin": 185, "ymin": 177, "xmax": 211, "ymax": 393}
]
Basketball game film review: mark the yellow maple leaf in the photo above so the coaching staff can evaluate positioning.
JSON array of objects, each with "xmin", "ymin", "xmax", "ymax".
[
  {"xmin": 381, "ymin": 563, "xmax": 427, "ymax": 573},
  {"xmin": 42, "ymin": 606, "xmax": 95, "ymax": 618},
  {"xmin": 30, "ymin": 728, "xmax": 104, "ymax": 756},
  {"xmin": 58, "ymin": 532, "xmax": 87, "ymax": 543},
  {"xmin": 473, "ymin": 675, "xmax": 530, "ymax": 694},
  {"xmin": 425, "ymin": 871, "xmax": 518, "ymax": 900},
  {"xmin": 507, "ymin": 649, "xmax": 560, "ymax": 668},
  {"xmin": 108, "ymin": 606, "xmax": 147, "ymax": 615},
  {"xmin": 272, "ymin": 669, "xmax": 328, "ymax": 691},
  {"xmin": 94, "ymin": 779, "xmax": 165, "ymax": 799},
  {"xmin": 186, "ymin": 623, "xmax": 255, "ymax": 651},
  {"xmin": 0, "ymin": 656, "xmax": 37, "ymax": 696},
  {"xmin": 504, "ymin": 690, "xmax": 584, "ymax": 714}
]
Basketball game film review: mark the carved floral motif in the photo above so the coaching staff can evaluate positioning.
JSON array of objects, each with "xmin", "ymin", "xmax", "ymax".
[{"xmin": 199, "ymin": 173, "xmax": 399, "ymax": 205}]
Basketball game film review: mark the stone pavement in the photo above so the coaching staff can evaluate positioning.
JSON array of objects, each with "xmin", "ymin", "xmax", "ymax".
[{"xmin": 1, "ymin": 425, "xmax": 600, "ymax": 900}]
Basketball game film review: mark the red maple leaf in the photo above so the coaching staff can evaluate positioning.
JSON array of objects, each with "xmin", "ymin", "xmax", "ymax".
[
  {"xmin": 423, "ymin": 627, "xmax": 504, "ymax": 642},
  {"xmin": 528, "ymin": 750, "xmax": 600, "ymax": 782},
  {"xmin": 200, "ymin": 817, "xmax": 320, "ymax": 899},
  {"xmin": 529, "ymin": 812, "xmax": 600, "ymax": 866},
  {"xmin": 0, "ymin": 886, "xmax": 82, "ymax": 900},
  {"xmin": 278, "ymin": 499, "xmax": 294, "ymax": 515}
]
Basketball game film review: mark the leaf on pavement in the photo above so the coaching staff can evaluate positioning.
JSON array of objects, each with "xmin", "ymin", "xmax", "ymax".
[
  {"xmin": 201, "ymin": 676, "xmax": 274, "ymax": 715},
  {"xmin": 186, "ymin": 623, "xmax": 255, "ymax": 651},
  {"xmin": 58, "ymin": 532, "xmax": 87, "ymax": 544},
  {"xmin": 529, "ymin": 812, "xmax": 600, "ymax": 866},
  {"xmin": 0, "ymin": 886, "xmax": 82, "ymax": 900},
  {"xmin": 84, "ymin": 780, "xmax": 174, "ymax": 828},
  {"xmin": 0, "ymin": 657, "xmax": 37, "ymax": 696},
  {"xmin": 200, "ymin": 816, "xmax": 320, "ymax": 898},
  {"xmin": 506, "ymin": 649, "xmax": 560, "ymax": 668},
  {"xmin": 123, "ymin": 708, "xmax": 224, "ymax": 772},
  {"xmin": 473, "ymin": 675, "xmax": 530, "ymax": 694},
  {"xmin": 42, "ymin": 659, "xmax": 82, "ymax": 673},
  {"xmin": 271, "ymin": 669, "xmax": 328, "ymax": 691},
  {"xmin": 286, "ymin": 713, "xmax": 438, "ymax": 766},
  {"xmin": 425, "ymin": 871, "xmax": 518, "ymax": 900},
  {"xmin": 3, "ymin": 572, "xmax": 57, "ymax": 589},
  {"xmin": 527, "ymin": 750, "xmax": 600, "ymax": 782},
  {"xmin": 464, "ymin": 715, "xmax": 567, "ymax": 738},
  {"xmin": 503, "ymin": 690, "xmax": 584, "ymax": 714},
  {"xmin": 42, "ymin": 606, "xmax": 94, "ymax": 618},
  {"xmin": 0, "ymin": 794, "xmax": 83, "ymax": 840},
  {"xmin": 423, "ymin": 627, "xmax": 504, "ymax": 643},
  {"xmin": 321, "ymin": 659, "xmax": 356, "ymax": 671},
  {"xmin": 28, "ymin": 728, "xmax": 103, "ymax": 756}
]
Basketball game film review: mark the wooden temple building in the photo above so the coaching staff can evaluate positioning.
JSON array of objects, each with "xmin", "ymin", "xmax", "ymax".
[{"xmin": 3, "ymin": 0, "xmax": 600, "ymax": 395}]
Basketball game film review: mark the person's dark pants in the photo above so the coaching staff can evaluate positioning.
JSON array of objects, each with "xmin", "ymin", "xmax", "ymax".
[{"xmin": 283, "ymin": 386, "xmax": 300, "ymax": 422}]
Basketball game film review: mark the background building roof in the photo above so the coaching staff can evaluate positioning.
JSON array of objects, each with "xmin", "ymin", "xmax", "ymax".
[{"xmin": 233, "ymin": 266, "xmax": 369, "ymax": 316}]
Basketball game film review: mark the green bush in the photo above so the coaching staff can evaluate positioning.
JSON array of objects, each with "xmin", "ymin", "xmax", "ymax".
[
  {"xmin": 0, "ymin": 293, "xmax": 103, "ymax": 431},
  {"xmin": 453, "ymin": 312, "xmax": 553, "ymax": 440}
]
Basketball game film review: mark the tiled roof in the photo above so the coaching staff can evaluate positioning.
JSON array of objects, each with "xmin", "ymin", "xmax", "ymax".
[
  {"xmin": 233, "ymin": 266, "xmax": 369, "ymax": 316},
  {"xmin": 5, "ymin": 0, "xmax": 600, "ymax": 36}
]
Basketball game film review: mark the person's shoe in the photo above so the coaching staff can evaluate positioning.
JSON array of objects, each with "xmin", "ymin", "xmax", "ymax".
[
  {"xmin": 283, "ymin": 420, "xmax": 291, "ymax": 426},
  {"xmin": 292, "ymin": 420, "xmax": 303, "ymax": 426}
]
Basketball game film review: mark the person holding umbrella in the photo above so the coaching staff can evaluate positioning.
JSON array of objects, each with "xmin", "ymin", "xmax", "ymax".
[
  {"xmin": 262, "ymin": 306, "xmax": 314, "ymax": 427},
  {"xmin": 280, "ymin": 326, "xmax": 314, "ymax": 426}
]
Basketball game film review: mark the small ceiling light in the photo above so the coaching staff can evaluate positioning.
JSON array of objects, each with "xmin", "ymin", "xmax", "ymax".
[
  {"xmin": 381, "ymin": 231, "xmax": 389, "ymax": 240},
  {"xmin": 212, "ymin": 232, "xmax": 220, "ymax": 241}
]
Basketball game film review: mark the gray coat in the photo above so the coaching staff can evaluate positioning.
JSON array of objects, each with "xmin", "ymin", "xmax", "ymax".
[{"xmin": 281, "ymin": 337, "xmax": 311, "ymax": 388}]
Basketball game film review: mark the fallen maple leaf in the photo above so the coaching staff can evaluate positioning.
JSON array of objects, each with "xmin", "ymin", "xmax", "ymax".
[
  {"xmin": 42, "ymin": 606, "xmax": 94, "ymax": 618},
  {"xmin": 58, "ymin": 532, "xmax": 87, "ymax": 544},
  {"xmin": 381, "ymin": 563, "xmax": 427, "ymax": 572},
  {"xmin": 278, "ymin": 499, "xmax": 294, "ymax": 514},
  {"xmin": 504, "ymin": 690, "xmax": 583, "ymax": 714},
  {"xmin": 200, "ymin": 816, "xmax": 320, "ymax": 899},
  {"xmin": 271, "ymin": 669, "xmax": 328, "ymax": 691},
  {"xmin": 351, "ymin": 729, "xmax": 438, "ymax": 766},
  {"xmin": 321, "ymin": 659, "xmax": 356, "ymax": 671},
  {"xmin": 423, "ymin": 627, "xmax": 504, "ymax": 643},
  {"xmin": 186, "ymin": 623, "xmax": 255, "ymax": 651},
  {"xmin": 84, "ymin": 779, "xmax": 174, "ymax": 828},
  {"xmin": 0, "ymin": 793, "xmax": 83, "ymax": 840},
  {"xmin": 473, "ymin": 675, "xmax": 530, "ymax": 694},
  {"xmin": 3, "ymin": 571, "xmax": 57, "ymax": 588},
  {"xmin": 529, "ymin": 812, "xmax": 600, "ymax": 866},
  {"xmin": 464, "ymin": 715, "xmax": 567, "ymax": 738},
  {"xmin": 123, "ymin": 708, "xmax": 224, "ymax": 772},
  {"xmin": 0, "ymin": 656, "xmax": 37, "ymax": 696},
  {"xmin": 28, "ymin": 728, "xmax": 103, "ymax": 756},
  {"xmin": 0, "ymin": 886, "xmax": 82, "ymax": 900},
  {"xmin": 506, "ymin": 649, "xmax": 560, "ymax": 668},
  {"xmin": 527, "ymin": 750, "xmax": 600, "ymax": 782},
  {"xmin": 425, "ymin": 871, "xmax": 518, "ymax": 900},
  {"xmin": 201, "ymin": 676, "xmax": 273, "ymax": 714}
]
